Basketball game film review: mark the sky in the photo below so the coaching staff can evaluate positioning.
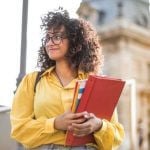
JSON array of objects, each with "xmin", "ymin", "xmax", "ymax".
[{"xmin": 0, "ymin": 0, "xmax": 82, "ymax": 106}]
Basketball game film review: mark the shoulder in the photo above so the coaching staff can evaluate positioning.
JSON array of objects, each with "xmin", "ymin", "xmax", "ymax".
[
  {"xmin": 18, "ymin": 71, "xmax": 39, "ymax": 89},
  {"xmin": 14, "ymin": 71, "xmax": 39, "ymax": 95},
  {"xmin": 22, "ymin": 68, "xmax": 51, "ymax": 83},
  {"xmin": 23, "ymin": 71, "xmax": 38, "ymax": 81}
]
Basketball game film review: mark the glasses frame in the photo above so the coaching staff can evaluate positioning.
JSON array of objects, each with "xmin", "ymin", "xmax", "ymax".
[{"xmin": 42, "ymin": 32, "xmax": 68, "ymax": 45}]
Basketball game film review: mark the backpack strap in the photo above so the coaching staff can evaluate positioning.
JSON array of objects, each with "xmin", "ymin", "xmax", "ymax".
[{"xmin": 34, "ymin": 71, "xmax": 44, "ymax": 93}]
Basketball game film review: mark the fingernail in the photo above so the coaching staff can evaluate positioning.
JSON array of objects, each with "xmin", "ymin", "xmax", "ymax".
[
  {"xmin": 68, "ymin": 126, "xmax": 72, "ymax": 131},
  {"xmin": 84, "ymin": 114, "xmax": 88, "ymax": 118}
]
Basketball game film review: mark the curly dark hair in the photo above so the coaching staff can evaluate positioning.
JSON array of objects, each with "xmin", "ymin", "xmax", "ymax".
[{"xmin": 37, "ymin": 8, "xmax": 103, "ymax": 74}]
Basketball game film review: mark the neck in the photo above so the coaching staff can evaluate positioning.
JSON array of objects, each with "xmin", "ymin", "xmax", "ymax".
[
  {"xmin": 54, "ymin": 61, "xmax": 77, "ymax": 86},
  {"xmin": 55, "ymin": 61, "xmax": 77, "ymax": 78}
]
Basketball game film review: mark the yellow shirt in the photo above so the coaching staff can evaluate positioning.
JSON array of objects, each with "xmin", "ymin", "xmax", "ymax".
[{"xmin": 10, "ymin": 67, "xmax": 124, "ymax": 149}]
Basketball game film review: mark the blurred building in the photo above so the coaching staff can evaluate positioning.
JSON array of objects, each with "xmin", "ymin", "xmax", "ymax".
[
  {"xmin": 77, "ymin": 0, "xmax": 150, "ymax": 150},
  {"xmin": 0, "ymin": 106, "xmax": 17, "ymax": 149}
]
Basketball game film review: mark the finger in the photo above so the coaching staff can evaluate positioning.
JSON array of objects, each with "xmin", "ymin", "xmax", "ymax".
[
  {"xmin": 71, "ymin": 122, "xmax": 90, "ymax": 130},
  {"xmin": 83, "ymin": 114, "xmax": 90, "ymax": 119},
  {"xmin": 89, "ymin": 113, "xmax": 95, "ymax": 118},
  {"xmin": 73, "ymin": 133, "xmax": 86, "ymax": 137},
  {"xmin": 68, "ymin": 125, "xmax": 73, "ymax": 131},
  {"xmin": 71, "ymin": 111, "xmax": 89, "ymax": 119},
  {"xmin": 72, "ymin": 117, "xmax": 88, "ymax": 124},
  {"xmin": 73, "ymin": 127, "xmax": 91, "ymax": 135},
  {"xmin": 73, "ymin": 132, "xmax": 88, "ymax": 137}
]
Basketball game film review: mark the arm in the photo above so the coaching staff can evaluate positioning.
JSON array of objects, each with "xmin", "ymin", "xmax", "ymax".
[{"xmin": 10, "ymin": 72, "xmax": 57, "ymax": 148}]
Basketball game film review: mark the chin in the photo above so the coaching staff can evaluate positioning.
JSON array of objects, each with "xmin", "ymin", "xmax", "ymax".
[{"xmin": 48, "ymin": 56, "xmax": 60, "ymax": 61}]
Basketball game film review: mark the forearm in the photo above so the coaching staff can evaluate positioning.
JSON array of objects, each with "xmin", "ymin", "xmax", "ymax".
[{"xmin": 10, "ymin": 115, "xmax": 58, "ymax": 148}]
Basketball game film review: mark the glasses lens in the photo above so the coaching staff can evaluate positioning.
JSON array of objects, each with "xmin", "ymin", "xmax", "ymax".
[{"xmin": 52, "ymin": 35, "xmax": 62, "ymax": 45}]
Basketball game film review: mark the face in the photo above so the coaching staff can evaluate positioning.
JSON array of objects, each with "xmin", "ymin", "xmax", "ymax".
[{"xmin": 44, "ymin": 26, "xmax": 69, "ymax": 61}]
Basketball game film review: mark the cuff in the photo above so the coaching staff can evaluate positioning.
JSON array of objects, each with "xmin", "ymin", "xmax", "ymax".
[
  {"xmin": 44, "ymin": 117, "xmax": 57, "ymax": 134},
  {"xmin": 94, "ymin": 119, "xmax": 108, "ymax": 135}
]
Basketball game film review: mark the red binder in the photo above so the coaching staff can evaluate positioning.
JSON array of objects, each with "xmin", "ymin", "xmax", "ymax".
[{"xmin": 65, "ymin": 75, "xmax": 125, "ymax": 146}]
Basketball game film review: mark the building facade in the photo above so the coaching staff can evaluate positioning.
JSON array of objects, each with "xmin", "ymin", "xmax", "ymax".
[{"xmin": 77, "ymin": 0, "xmax": 150, "ymax": 150}]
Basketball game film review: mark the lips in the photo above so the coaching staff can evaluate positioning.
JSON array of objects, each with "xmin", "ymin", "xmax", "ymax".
[
  {"xmin": 49, "ymin": 48, "xmax": 58, "ymax": 51},
  {"xmin": 47, "ymin": 48, "xmax": 59, "ymax": 53}
]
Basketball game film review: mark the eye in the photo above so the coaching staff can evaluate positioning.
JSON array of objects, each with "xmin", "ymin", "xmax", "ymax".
[{"xmin": 53, "ymin": 35, "xmax": 61, "ymax": 41}]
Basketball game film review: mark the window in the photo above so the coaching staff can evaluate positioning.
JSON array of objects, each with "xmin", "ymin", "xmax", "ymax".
[{"xmin": 98, "ymin": 10, "xmax": 106, "ymax": 24}]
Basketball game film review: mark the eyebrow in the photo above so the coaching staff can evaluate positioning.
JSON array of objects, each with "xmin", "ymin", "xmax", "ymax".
[
  {"xmin": 47, "ymin": 31, "xmax": 65, "ymax": 34},
  {"xmin": 47, "ymin": 32, "xmax": 66, "ymax": 37}
]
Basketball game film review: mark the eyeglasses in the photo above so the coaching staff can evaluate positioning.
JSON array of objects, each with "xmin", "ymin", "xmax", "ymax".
[{"xmin": 42, "ymin": 33, "xmax": 67, "ymax": 45}]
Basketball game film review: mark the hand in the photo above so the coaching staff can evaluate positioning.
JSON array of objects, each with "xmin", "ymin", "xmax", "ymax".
[
  {"xmin": 69, "ymin": 113, "xmax": 103, "ymax": 137},
  {"xmin": 54, "ymin": 110, "xmax": 90, "ymax": 131}
]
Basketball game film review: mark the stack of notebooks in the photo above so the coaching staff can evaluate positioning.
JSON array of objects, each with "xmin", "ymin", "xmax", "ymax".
[{"xmin": 65, "ymin": 75, "xmax": 125, "ymax": 146}]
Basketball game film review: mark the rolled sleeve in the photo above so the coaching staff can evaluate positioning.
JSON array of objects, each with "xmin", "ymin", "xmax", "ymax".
[
  {"xmin": 44, "ymin": 117, "xmax": 57, "ymax": 133},
  {"xmin": 93, "ymin": 111, "xmax": 125, "ymax": 150}
]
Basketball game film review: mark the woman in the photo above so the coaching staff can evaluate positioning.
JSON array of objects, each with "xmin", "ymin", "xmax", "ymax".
[{"xmin": 10, "ymin": 9, "xmax": 124, "ymax": 150}]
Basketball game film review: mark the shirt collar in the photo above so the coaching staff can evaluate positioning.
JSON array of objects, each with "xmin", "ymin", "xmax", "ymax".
[
  {"xmin": 40, "ymin": 66, "xmax": 55, "ymax": 77},
  {"xmin": 40, "ymin": 66, "xmax": 89, "ymax": 80}
]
